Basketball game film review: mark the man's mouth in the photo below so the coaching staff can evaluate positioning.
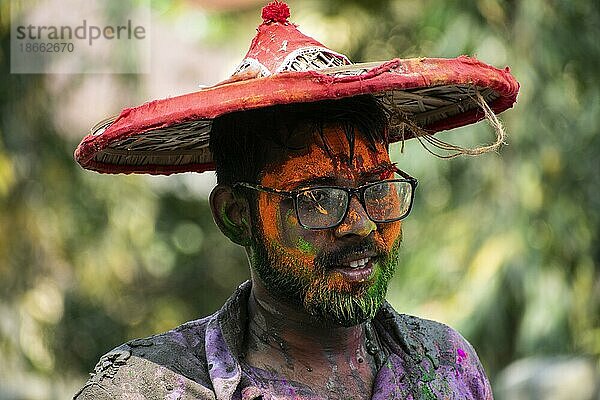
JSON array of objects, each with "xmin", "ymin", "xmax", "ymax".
[
  {"xmin": 331, "ymin": 257, "xmax": 374, "ymax": 282},
  {"xmin": 346, "ymin": 257, "xmax": 370, "ymax": 269}
]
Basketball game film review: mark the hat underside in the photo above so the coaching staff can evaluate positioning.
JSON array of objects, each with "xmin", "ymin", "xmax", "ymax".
[{"xmin": 91, "ymin": 82, "xmax": 498, "ymax": 170}]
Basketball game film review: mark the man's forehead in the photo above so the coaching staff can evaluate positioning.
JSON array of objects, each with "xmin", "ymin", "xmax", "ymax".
[{"xmin": 260, "ymin": 124, "xmax": 393, "ymax": 186}]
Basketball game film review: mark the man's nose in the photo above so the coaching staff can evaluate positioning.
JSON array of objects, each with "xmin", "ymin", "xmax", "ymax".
[{"xmin": 334, "ymin": 196, "xmax": 376, "ymax": 238}]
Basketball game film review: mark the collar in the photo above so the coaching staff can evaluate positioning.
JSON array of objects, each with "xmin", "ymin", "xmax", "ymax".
[{"xmin": 202, "ymin": 280, "xmax": 437, "ymax": 400}]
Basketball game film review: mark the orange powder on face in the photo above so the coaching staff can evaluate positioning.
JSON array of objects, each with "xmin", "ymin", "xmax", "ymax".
[
  {"xmin": 262, "ymin": 145, "xmax": 333, "ymax": 188},
  {"xmin": 257, "ymin": 192, "xmax": 316, "ymax": 265},
  {"xmin": 256, "ymin": 125, "xmax": 402, "ymax": 271},
  {"xmin": 256, "ymin": 133, "xmax": 334, "ymax": 263},
  {"xmin": 378, "ymin": 220, "xmax": 402, "ymax": 251}
]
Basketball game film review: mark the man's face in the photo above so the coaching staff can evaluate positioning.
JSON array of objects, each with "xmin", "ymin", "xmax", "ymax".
[{"xmin": 248, "ymin": 124, "xmax": 403, "ymax": 326}]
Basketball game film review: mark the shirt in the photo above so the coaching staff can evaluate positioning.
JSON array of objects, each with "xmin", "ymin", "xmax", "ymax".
[{"xmin": 74, "ymin": 281, "xmax": 493, "ymax": 399}]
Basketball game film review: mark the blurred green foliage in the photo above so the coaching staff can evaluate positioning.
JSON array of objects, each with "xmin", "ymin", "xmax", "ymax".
[{"xmin": 0, "ymin": 0, "xmax": 598, "ymax": 398}]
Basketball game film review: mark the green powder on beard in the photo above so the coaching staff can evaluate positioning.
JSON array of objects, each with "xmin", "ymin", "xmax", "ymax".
[
  {"xmin": 296, "ymin": 237, "xmax": 314, "ymax": 254},
  {"xmin": 365, "ymin": 235, "xmax": 402, "ymax": 300},
  {"xmin": 251, "ymin": 229, "xmax": 403, "ymax": 326}
]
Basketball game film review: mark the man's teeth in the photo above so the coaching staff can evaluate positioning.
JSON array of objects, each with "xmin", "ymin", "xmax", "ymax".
[{"xmin": 347, "ymin": 258, "xmax": 370, "ymax": 269}]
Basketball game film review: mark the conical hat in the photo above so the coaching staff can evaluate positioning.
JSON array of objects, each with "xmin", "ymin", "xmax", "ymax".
[{"xmin": 74, "ymin": 1, "xmax": 519, "ymax": 175}]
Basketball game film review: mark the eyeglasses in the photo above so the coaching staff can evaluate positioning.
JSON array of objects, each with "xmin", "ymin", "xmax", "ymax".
[{"xmin": 234, "ymin": 172, "xmax": 417, "ymax": 230}]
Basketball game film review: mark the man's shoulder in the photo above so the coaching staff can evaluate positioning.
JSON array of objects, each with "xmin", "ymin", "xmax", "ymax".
[
  {"xmin": 74, "ymin": 315, "xmax": 216, "ymax": 400},
  {"xmin": 376, "ymin": 302, "xmax": 480, "ymax": 361},
  {"xmin": 401, "ymin": 313, "xmax": 473, "ymax": 354},
  {"xmin": 374, "ymin": 304, "xmax": 493, "ymax": 399},
  {"xmin": 74, "ymin": 282, "xmax": 253, "ymax": 399}
]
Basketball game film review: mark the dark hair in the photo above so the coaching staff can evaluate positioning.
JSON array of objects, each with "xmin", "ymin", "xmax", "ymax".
[{"xmin": 209, "ymin": 95, "xmax": 390, "ymax": 185}]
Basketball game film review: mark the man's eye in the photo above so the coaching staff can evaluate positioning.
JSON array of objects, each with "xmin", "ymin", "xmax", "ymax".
[
  {"xmin": 306, "ymin": 189, "xmax": 329, "ymax": 203},
  {"xmin": 281, "ymin": 197, "xmax": 294, "ymax": 207},
  {"xmin": 304, "ymin": 189, "xmax": 331, "ymax": 214}
]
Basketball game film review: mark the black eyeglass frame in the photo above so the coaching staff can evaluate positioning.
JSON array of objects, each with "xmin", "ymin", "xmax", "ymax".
[{"xmin": 233, "ymin": 170, "xmax": 418, "ymax": 230}]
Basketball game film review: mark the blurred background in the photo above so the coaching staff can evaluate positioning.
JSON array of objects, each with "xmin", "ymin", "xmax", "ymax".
[{"xmin": 1, "ymin": 0, "xmax": 599, "ymax": 398}]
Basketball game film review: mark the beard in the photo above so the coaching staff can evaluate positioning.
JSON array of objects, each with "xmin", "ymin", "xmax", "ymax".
[{"xmin": 249, "ymin": 232, "xmax": 401, "ymax": 327}]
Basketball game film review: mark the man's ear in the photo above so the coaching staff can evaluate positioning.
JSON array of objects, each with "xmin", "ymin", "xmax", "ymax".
[{"xmin": 209, "ymin": 184, "xmax": 253, "ymax": 246}]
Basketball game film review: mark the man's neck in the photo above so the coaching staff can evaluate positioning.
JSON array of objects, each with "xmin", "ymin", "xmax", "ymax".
[
  {"xmin": 250, "ymin": 279, "xmax": 367, "ymax": 353},
  {"xmin": 243, "ymin": 278, "xmax": 378, "ymax": 399}
]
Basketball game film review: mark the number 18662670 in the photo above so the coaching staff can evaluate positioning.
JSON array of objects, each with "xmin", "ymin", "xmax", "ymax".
[{"xmin": 20, "ymin": 42, "xmax": 74, "ymax": 52}]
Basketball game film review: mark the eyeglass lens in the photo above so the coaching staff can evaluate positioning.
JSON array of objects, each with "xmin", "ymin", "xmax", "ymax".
[{"xmin": 295, "ymin": 181, "xmax": 413, "ymax": 229}]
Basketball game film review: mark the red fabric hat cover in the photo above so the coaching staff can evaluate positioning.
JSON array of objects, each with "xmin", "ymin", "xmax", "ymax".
[{"xmin": 75, "ymin": 1, "xmax": 519, "ymax": 175}]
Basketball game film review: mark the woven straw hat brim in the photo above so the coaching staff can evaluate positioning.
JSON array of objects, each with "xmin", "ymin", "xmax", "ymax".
[{"xmin": 75, "ymin": 56, "xmax": 519, "ymax": 175}]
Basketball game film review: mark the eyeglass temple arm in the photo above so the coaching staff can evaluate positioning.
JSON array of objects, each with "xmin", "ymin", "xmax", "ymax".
[
  {"xmin": 234, "ymin": 182, "xmax": 293, "ymax": 197},
  {"xmin": 393, "ymin": 167, "xmax": 418, "ymax": 184}
]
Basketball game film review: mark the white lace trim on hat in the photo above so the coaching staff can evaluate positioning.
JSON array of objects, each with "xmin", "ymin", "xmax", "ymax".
[{"xmin": 275, "ymin": 46, "xmax": 351, "ymax": 73}]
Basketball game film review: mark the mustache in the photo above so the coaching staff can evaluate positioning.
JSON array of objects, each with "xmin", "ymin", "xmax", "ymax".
[{"xmin": 315, "ymin": 240, "xmax": 385, "ymax": 269}]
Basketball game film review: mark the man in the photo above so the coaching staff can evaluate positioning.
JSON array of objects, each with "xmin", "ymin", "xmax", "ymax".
[{"xmin": 74, "ymin": 2, "xmax": 519, "ymax": 399}]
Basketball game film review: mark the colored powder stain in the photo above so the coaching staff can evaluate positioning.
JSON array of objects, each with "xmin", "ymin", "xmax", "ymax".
[
  {"xmin": 220, "ymin": 205, "xmax": 244, "ymax": 243},
  {"xmin": 365, "ymin": 282, "xmax": 380, "ymax": 298},
  {"xmin": 296, "ymin": 237, "xmax": 314, "ymax": 254},
  {"xmin": 354, "ymin": 153, "xmax": 365, "ymax": 170},
  {"xmin": 375, "ymin": 163, "xmax": 397, "ymax": 180},
  {"xmin": 456, "ymin": 348, "xmax": 467, "ymax": 363},
  {"xmin": 220, "ymin": 205, "xmax": 234, "ymax": 227},
  {"xmin": 260, "ymin": 141, "xmax": 332, "ymax": 189},
  {"xmin": 425, "ymin": 353, "xmax": 440, "ymax": 370},
  {"xmin": 257, "ymin": 193, "xmax": 283, "ymax": 242},
  {"xmin": 365, "ymin": 265, "xmax": 383, "ymax": 295},
  {"xmin": 284, "ymin": 208, "xmax": 297, "ymax": 226},
  {"xmin": 454, "ymin": 348, "xmax": 468, "ymax": 378},
  {"xmin": 419, "ymin": 364, "xmax": 436, "ymax": 383},
  {"xmin": 420, "ymin": 384, "xmax": 438, "ymax": 400},
  {"xmin": 268, "ymin": 240, "xmax": 313, "ymax": 275},
  {"xmin": 221, "ymin": 206, "xmax": 247, "ymax": 242}
]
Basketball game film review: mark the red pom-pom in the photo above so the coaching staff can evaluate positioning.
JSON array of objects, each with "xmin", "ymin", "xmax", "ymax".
[{"xmin": 261, "ymin": 1, "xmax": 290, "ymax": 24}]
